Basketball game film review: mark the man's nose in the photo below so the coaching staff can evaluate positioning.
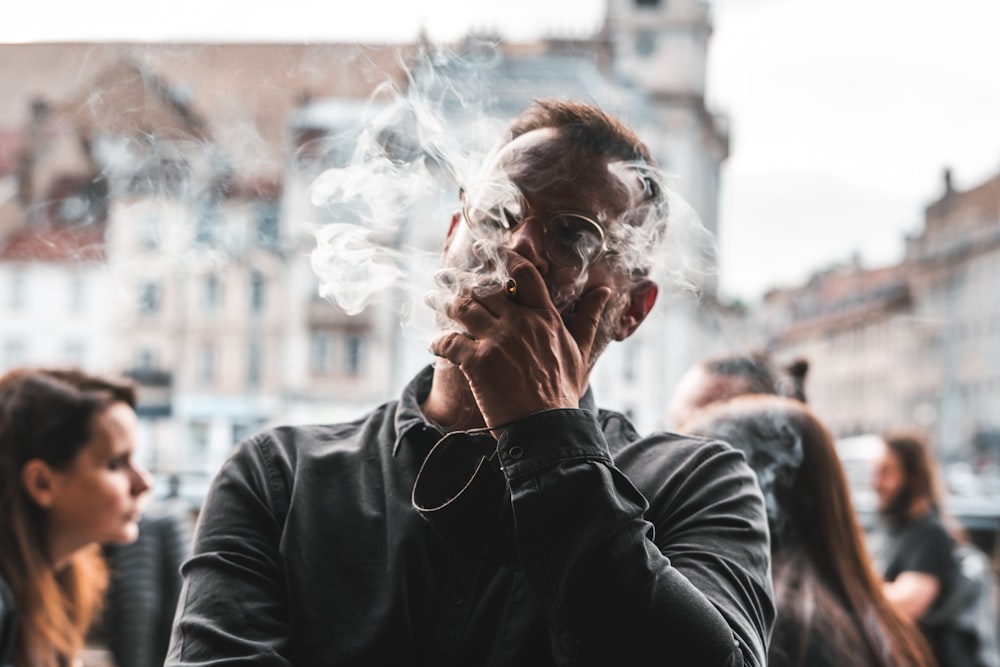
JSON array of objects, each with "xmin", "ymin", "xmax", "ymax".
[{"xmin": 507, "ymin": 218, "xmax": 550, "ymax": 274}]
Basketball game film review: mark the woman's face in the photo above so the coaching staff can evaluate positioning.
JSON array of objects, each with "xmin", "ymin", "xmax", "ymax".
[{"xmin": 44, "ymin": 402, "xmax": 152, "ymax": 562}]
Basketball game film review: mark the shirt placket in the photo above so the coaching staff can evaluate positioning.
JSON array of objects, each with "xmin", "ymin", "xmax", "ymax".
[{"xmin": 426, "ymin": 554, "xmax": 480, "ymax": 666}]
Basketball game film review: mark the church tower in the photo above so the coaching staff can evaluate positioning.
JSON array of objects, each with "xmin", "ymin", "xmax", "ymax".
[
  {"xmin": 606, "ymin": 0, "xmax": 712, "ymax": 100},
  {"xmin": 605, "ymin": 0, "xmax": 728, "ymax": 296}
]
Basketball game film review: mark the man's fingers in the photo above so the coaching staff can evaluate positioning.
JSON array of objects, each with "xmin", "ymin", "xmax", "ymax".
[
  {"xmin": 502, "ymin": 252, "xmax": 553, "ymax": 310},
  {"xmin": 446, "ymin": 294, "xmax": 499, "ymax": 336},
  {"xmin": 566, "ymin": 286, "xmax": 613, "ymax": 356},
  {"xmin": 430, "ymin": 331, "xmax": 475, "ymax": 366}
]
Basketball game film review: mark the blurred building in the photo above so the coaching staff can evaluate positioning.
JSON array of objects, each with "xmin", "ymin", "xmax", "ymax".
[
  {"xmin": 761, "ymin": 168, "xmax": 1000, "ymax": 466},
  {"xmin": 0, "ymin": 0, "xmax": 733, "ymax": 502}
]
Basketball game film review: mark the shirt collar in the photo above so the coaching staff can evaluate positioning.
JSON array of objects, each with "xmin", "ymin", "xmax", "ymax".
[{"xmin": 393, "ymin": 364, "xmax": 438, "ymax": 457}]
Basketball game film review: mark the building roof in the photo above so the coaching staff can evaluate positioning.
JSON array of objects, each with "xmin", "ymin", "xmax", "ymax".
[
  {"xmin": 0, "ymin": 222, "xmax": 105, "ymax": 263},
  {"xmin": 924, "ymin": 168, "xmax": 1000, "ymax": 227},
  {"xmin": 766, "ymin": 262, "xmax": 911, "ymax": 339},
  {"xmin": 0, "ymin": 44, "xmax": 420, "ymax": 178}
]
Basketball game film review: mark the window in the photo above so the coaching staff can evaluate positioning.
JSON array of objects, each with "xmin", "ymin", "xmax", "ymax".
[
  {"xmin": 203, "ymin": 274, "xmax": 221, "ymax": 313},
  {"xmin": 189, "ymin": 420, "xmax": 211, "ymax": 463},
  {"xmin": 309, "ymin": 331, "xmax": 333, "ymax": 375},
  {"xmin": 138, "ymin": 281, "xmax": 162, "ymax": 315},
  {"xmin": 256, "ymin": 201, "xmax": 280, "ymax": 248},
  {"xmin": 68, "ymin": 271, "xmax": 85, "ymax": 312},
  {"xmin": 135, "ymin": 347, "xmax": 157, "ymax": 370},
  {"xmin": 200, "ymin": 342, "xmax": 215, "ymax": 385},
  {"xmin": 232, "ymin": 420, "xmax": 265, "ymax": 446},
  {"xmin": 345, "ymin": 334, "xmax": 364, "ymax": 376},
  {"xmin": 635, "ymin": 32, "xmax": 657, "ymax": 57},
  {"xmin": 250, "ymin": 271, "xmax": 265, "ymax": 313},
  {"xmin": 195, "ymin": 202, "xmax": 216, "ymax": 245},
  {"xmin": 139, "ymin": 213, "xmax": 162, "ymax": 249},
  {"xmin": 9, "ymin": 269, "xmax": 25, "ymax": 310},
  {"xmin": 247, "ymin": 340, "xmax": 261, "ymax": 388}
]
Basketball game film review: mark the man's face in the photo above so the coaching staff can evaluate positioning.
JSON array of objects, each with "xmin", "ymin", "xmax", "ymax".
[
  {"xmin": 872, "ymin": 443, "xmax": 909, "ymax": 516},
  {"xmin": 440, "ymin": 128, "xmax": 645, "ymax": 354}
]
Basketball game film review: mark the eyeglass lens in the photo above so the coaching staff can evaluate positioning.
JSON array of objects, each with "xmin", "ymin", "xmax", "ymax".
[{"xmin": 462, "ymin": 185, "xmax": 605, "ymax": 270}]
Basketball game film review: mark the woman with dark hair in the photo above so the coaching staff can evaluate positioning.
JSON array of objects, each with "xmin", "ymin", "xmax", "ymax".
[
  {"xmin": 0, "ymin": 368, "xmax": 152, "ymax": 667},
  {"xmin": 684, "ymin": 395, "xmax": 935, "ymax": 667}
]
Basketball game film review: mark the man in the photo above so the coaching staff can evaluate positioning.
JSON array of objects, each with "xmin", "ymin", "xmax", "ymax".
[
  {"xmin": 666, "ymin": 350, "xmax": 808, "ymax": 431},
  {"xmin": 166, "ymin": 100, "xmax": 773, "ymax": 666},
  {"xmin": 870, "ymin": 431, "xmax": 973, "ymax": 666}
]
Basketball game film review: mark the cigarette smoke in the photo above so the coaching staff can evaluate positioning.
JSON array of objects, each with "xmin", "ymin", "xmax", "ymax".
[
  {"xmin": 307, "ymin": 43, "xmax": 714, "ymax": 337},
  {"xmin": 685, "ymin": 401, "xmax": 806, "ymax": 544}
]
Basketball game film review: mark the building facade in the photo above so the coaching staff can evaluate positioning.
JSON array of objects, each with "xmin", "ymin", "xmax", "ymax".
[
  {"xmin": 762, "ymin": 168, "xmax": 1000, "ymax": 466},
  {"xmin": 0, "ymin": 0, "xmax": 732, "ymax": 502}
]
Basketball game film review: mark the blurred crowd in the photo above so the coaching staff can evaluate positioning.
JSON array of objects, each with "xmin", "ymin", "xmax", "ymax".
[{"xmin": 2, "ymin": 354, "xmax": 998, "ymax": 667}]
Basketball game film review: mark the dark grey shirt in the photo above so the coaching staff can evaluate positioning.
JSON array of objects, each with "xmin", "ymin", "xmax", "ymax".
[{"xmin": 167, "ymin": 366, "xmax": 773, "ymax": 666}]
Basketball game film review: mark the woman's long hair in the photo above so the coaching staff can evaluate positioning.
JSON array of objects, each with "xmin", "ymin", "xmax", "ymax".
[
  {"xmin": 686, "ymin": 395, "xmax": 935, "ymax": 667},
  {"xmin": 0, "ymin": 368, "xmax": 135, "ymax": 667}
]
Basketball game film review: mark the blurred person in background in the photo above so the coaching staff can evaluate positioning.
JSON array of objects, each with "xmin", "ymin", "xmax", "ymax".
[
  {"xmin": 0, "ymin": 368, "xmax": 152, "ymax": 667},
  {"xmin": 871, "ymin": 431, "xmax": 999, "ymax": 667},
  {"xmin": 685, "ymin": 395, "xmax": 936, "ymax": 667},
  {"xmin": 667, "ymin": 349, "xmax": 809, "ymax": 430}
]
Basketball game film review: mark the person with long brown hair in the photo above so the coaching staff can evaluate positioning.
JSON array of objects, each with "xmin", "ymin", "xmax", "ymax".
[
  {"xmin": 0, "ymin": 368, "xmax": 152, "ymax": 667},
  {"xmin": 683, "ymin": 395, "xmax": 935, "ymax": 667},
  {"xmin": 870, "ymin": 431, "xmax": 996, "ymax": 667}
]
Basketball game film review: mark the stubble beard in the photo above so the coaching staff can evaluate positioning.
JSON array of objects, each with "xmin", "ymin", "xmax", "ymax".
[{"xmin": 878, "ymin": 484, "xmax": 915, "ymax": 527}]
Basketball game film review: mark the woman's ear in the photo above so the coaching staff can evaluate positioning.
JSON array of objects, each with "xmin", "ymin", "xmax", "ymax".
[
  {"xmin": 614, "ymin": 280, "xmax": 658, "ymax": 341},
  {"xmin": 21, "ymin": 459, "xmax": 56, "ymax": 508}
]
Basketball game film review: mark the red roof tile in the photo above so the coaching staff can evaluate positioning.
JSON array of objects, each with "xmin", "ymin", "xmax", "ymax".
[{"xmin": 0, "ymin": 223, "xmax": 105, "ymax": 263}]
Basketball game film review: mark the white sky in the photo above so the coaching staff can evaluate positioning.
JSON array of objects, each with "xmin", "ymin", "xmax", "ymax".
[{"xmin": 4, "ymin": 0, "xmax": 999, "ymax": 301}]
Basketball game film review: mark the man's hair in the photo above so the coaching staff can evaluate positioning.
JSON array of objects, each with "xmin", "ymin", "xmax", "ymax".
[
  {"xmin": 507, "ymin": 99, "xmax": 657, "ymax": 169},
  {"xmin": 703, "ymin": 350, "xmax": 809, "ymax": 402},
  {"xmin": 504, "ymin": 99, "xmax": 667, "ymax": 275},
  {"xmin": 881, "ymin": 430, "xmax": 943, "ymax": 510}
]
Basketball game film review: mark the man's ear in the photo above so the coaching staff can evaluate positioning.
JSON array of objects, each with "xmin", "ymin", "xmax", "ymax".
[
  {"xmin": 21, "ymin": 459, "xmax": 57, "ymax": 508},
  {"xmin": 442, "ymin": 212, "xmax": 462, "ymax": 254},
  {"xmin": 614, "ymin": 280, "xmax": 658, "ymax": 341}
]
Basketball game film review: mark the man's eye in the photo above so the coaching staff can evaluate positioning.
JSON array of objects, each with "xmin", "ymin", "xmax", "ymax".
[
  {"xmin": 549, "ymin": 216, "xmax": 600, "ymax": 251},
  {"xmin": 500, "ymin": 207, "xmax": 521, "ymax": 229},
  {"xmin": 108, "ymin": 455, "xmax": 129, "ymax": 471},
  {"xmin": 473, "ymin": 205, "xmax": 520, "ymax": 231}
]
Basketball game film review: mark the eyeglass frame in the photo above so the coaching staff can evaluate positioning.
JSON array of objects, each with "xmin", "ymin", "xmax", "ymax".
[{"xmin": 458, "ymin": 186, "xmax": 611, "ymax": 271}]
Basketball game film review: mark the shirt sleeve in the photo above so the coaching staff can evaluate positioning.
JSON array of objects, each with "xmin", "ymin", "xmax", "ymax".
[
  {"xmin": 413, "ymin": 408, "xmax": 773, "ymax": 667},
  {"xmin": 165, "ymin": 436, "xmax": 293, "ymax": 667}
]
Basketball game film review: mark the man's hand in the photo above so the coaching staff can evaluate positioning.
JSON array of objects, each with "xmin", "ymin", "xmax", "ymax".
[{"xmin": 430, "ymin": 254, "xmax": 613, "ymax": 434}]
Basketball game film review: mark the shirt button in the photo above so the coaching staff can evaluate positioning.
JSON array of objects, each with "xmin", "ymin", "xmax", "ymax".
[{"xmin": 508, "ymin": 446, "xmax": 524, "ymax": 460}]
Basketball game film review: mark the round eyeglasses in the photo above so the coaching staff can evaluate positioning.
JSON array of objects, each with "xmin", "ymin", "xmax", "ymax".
[{"xmin": 460, "ymin": 184, "xmax": 608, "ymax": 272}]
